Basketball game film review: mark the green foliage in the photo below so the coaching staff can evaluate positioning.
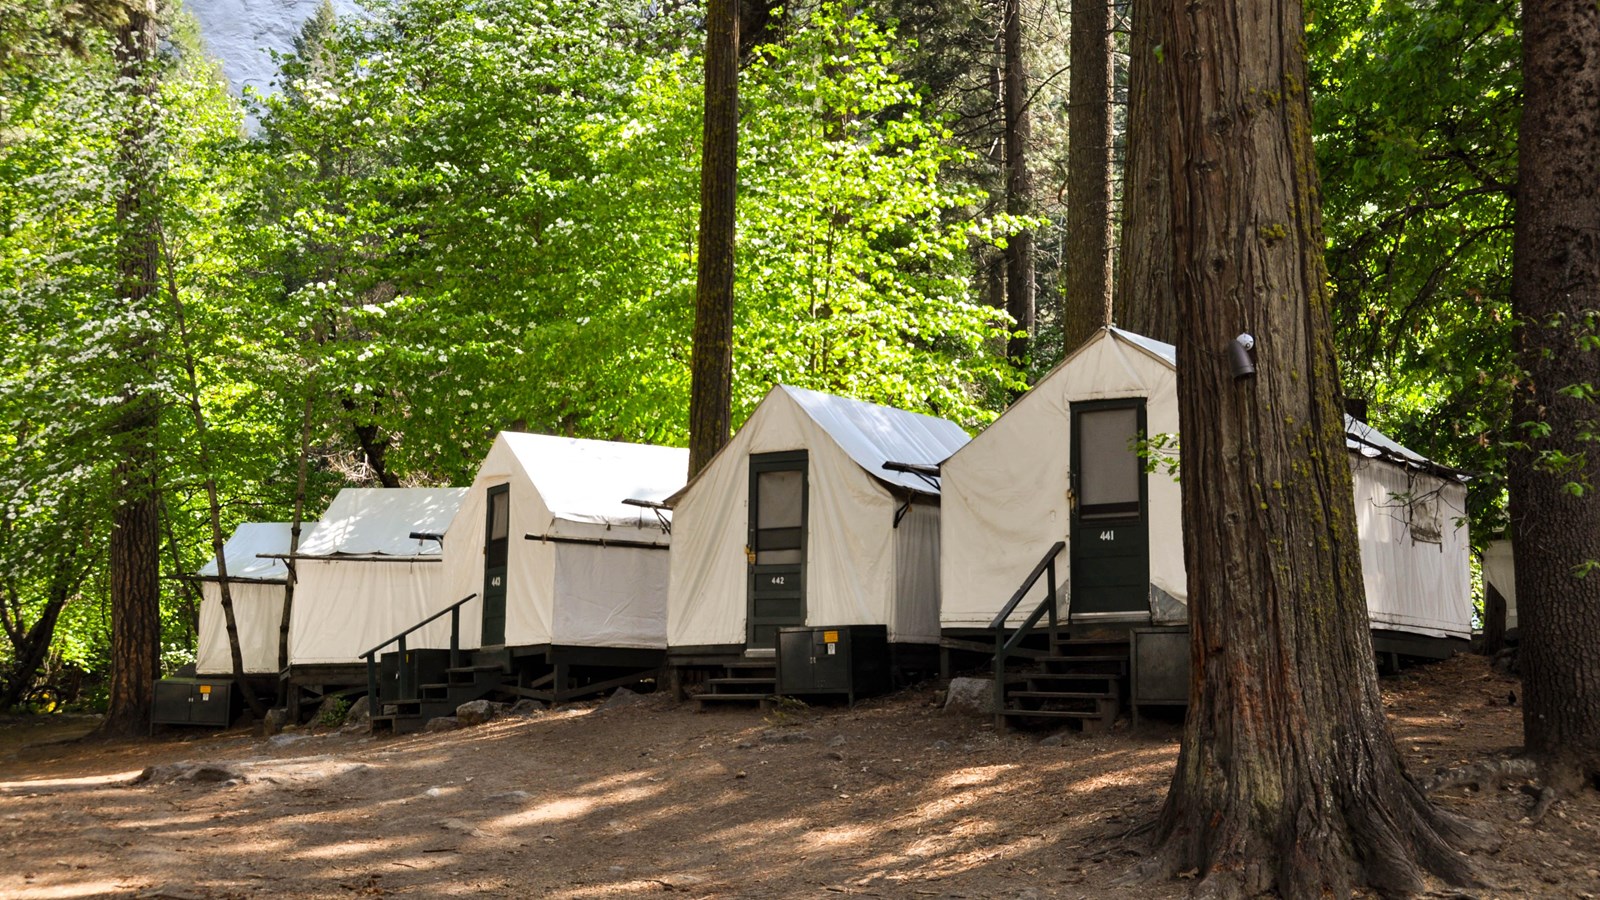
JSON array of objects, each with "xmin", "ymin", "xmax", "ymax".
[
  {"xmin": 1312, "ymin": 0, "xmax": 1520, "ymax": 549},
  {"xmin": 3, "ymin": 0, "xmax": 1022, "ymax": 692},
  {"xmin": 318, "ymin": 696, "xmax": 350, "ymax": 726}
]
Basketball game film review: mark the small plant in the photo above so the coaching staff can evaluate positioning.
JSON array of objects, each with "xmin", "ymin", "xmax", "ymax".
[
  {"xmin": 318, "ymin": 697, "xmax": 350, "ymax": 727},
  {"xmin": 763, "ymin": 695, "xmax": 810, "ymax": 725}
]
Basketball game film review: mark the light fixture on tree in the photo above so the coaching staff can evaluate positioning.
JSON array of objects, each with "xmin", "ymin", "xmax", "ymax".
[{"xmin": 1231, "ymin": 333, "xmax": 1257, "ymax": 379}]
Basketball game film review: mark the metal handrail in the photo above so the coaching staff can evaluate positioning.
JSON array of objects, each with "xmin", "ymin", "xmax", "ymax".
[
  {"xmin": 362, "ymin": 593, "xmax": 477, "ymax": 706},
  {"xmin": 990, "ymin": 542, "xmax": 1067, "ymax": 722}
]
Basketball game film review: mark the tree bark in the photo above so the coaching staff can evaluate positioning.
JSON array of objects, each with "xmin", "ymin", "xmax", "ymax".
[
  {"xmin": 160, "ymin": 236, "xmax": 267, "ymax": 720},
  {"xmin": 1001, "ymin": 0, "xmax": 1034, "ymax": 366},
  {"xmin": 1141, "ymin": 0, "xmax": 1496, "ymax": 892},
  {"xmin": 278, "ymin": 389, "xmax": 315, "ymax": 702},
  {"xmin": 1481, "ymin": 579, "xmax": 1507, "ymax": 657},
  {"xmin": 688, "ymin": 0, "xmax": 739, "ymax": 479},
  {"xmin": 1507, "ymin": 0, "xmax": 1600, "ymax": 787},
  {"xmin": 98, "ymin": 0, "xmax": 164, "ymax": 739},
  {"xmin": 1061, "ymin": 0, "xmax": 1114, "ymax": 349},
  {"xmin": 1111, "ymin": 0, "xmax": 1177, "ymax": 342}
]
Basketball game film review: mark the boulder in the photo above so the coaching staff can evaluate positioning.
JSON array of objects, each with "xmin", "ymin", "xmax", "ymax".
[
  {"xmin": 261, "ymin": 707, "xmax": 292, "ymax": 737},
  {"xmin": 344, "ymin": 695, "xmax": 371, "ymax": 727},
  {"xmin": 943, "ymin": 677, "xmax": 997, "ymax": 717},
  {"xmin": 456, "ymin": 699, "xmax": 498, "ymax": 726},
  {"xmin": 602, "ymin": 687, "xmax": 645, "ymax": 710},
  {"xmin": 424, "ymin": 716, "xmax": 462, "ymax": 733}
]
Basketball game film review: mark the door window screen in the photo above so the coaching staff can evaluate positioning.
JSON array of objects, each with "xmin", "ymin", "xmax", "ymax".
[
  {"xmin": 1078, "ymin": 407, "xmax": 1141, "ymax": 518},
  {"xmin": 755, "ymin": 468, "xmax": 804, "ymax": 564},
  {"xmin": 488, "ymin": 489, "xmax": 510, "ymax": 541}
]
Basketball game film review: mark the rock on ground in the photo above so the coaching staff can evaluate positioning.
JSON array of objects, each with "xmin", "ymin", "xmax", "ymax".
[
  {"xmin": 602, "ymin": 687, "xmax": 645, "ymax": 710},
  {"xmin": 261, "ymin": 707, "xmax": 291, "ymax": 736},
  {"xmin": 509, "ymin": 699, "xmax": 544, "ymax": 716},
  {"xmin": 344, "ymin": 696, "xmax": 371, "ymax": 727},
  {"xmin": 424, "ymin": 717, "xmax": 462, "ymax": 733},
  {"xmin": 132, "ymin": 763, "xmax": 244, "ymax": 786},
  {"xmin": 456, "ymin": 700, "xmax": 498, "ymax": 726},
  {"xmin": 943, "ymin": 677, "xmax": 997, "ymax": 717}
]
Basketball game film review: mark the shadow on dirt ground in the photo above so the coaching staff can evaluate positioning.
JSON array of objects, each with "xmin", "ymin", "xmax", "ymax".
[{"xmin": 0, "ymin": 655, "xmax": 1596, "ymax": 899}]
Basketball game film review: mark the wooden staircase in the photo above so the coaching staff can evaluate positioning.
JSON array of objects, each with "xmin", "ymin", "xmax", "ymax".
[
  {"xmin": 370, "ymin": 655, "xmax": 509, "ymax": 735},
  {"xmin": 694, "ymin": 659, "xmax": 776, "ymax": 709},
  {"xmin": 997, "ymin": 635, "xmax": 1129, "ymax": 732}
]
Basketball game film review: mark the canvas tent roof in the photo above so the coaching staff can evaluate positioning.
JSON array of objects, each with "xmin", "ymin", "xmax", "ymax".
[
  {"xmin": 497, "ymin": 432, "xmax": 687, "ymax": 529},
  {"xmin": 297, "ymin": 488, "xmax": 468, "ymax": 558},
  {"xmin": 1102, "ymin": 327, "xmax": 1463, "ymax": 479},
  {"xmin": 668, "ymin": 385, "xmax": 970, "ymax": 504},
  {"xmin": 197, "ymin": 523, "xmax": 292, "ymax": 582}
]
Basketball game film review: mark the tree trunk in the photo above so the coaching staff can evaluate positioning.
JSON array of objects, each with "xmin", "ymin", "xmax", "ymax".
[
  {"xmin": 1141, "ymin": 0, "xmax": 1495, "ymax": 892},
  {"xmin": 1507, "ymin": 0, "xmax": 1600, "ymax": 787},
  {"xmin": 1002, "ymin": 0, "xmax": 1034, "ymax": 366},
  {"xmin": 277, "ymin": 389, "xmax": 315, "ymax": 703},
  {"xmin": 1481, "ymin": 580, "xmax": 1507, "ymax": 657},
  {"xmin": 688, "ymin": 0, "xmax": 739, "ymax": 479},
  {"xmin": 1061, "ymin": 0, "xmax": 1114, "ymax": 349},
  {"xmin": 161, "ymin": 240, "xmax": 267, "ymax": 720},
  {"xmin": 1111, "ymin": 0, "xmax": 1176, "ymax": 342},
  {"xmin": 98, "ymin": 1, "xmax": 164, "ymax": 739}
]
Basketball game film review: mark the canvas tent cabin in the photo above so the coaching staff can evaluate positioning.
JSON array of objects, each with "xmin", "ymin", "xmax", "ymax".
[
  {"xmin": 430, "ymin": 432, "xmax": 688, "ymax": 703},
  {"xmin": 666, "ymin": 385, "xmax": 971, "ymax": 703},
  {"xmin": 283, "ymin": 487, "xmax": 467, "ymax": 710},
  {"xmin": 194, "ymin": 522, "xmax": 294, "ymax": 680},
  {"xmin": 940, "ymin": 327, "xmax": 1473, "ymax": 718},
  {"xmin": 1483, "ymin": 540, "xmax": 1518, "ymax": 634}
]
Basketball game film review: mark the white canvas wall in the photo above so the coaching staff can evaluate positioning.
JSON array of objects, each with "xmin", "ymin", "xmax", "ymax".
[
  {"xmin": 892, "ymin": 501, "xmax": 943, "ymax": 643},
  {"xmin": 1349, "ymin": 458, "xmax": 1474, "ymax": 638},
  {"xmin": 1483, "ymin": 540, "xmax": 1517, "ymax": 630},
  {"xmin": 941, "ymin": 331, "xmax": 1183, "ymax": 627},
  {"xmin": 553, "ymin": 544, "xmax": 670, "ymax": 648},
  {"xmin": 196, "ymin": 580, "xmax": 285, "ymax": 674},
  {"xmin": 195, "ymin": 522, "xmax": 292, "ymax": 675},
  {"xmin": 287, "ymin": 488, "xmax": 466, "ymax": 666},
  {"xmin": 668, "ymin": 388, "xmax": 950, "ymax": 647},
  {"xmin": 288, "ymin": 558, "xmax": 453, "ymax": 664}
]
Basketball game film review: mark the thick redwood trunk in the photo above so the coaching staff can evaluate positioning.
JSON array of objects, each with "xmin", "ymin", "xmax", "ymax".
[
  {"xmin": 1001, "ymin": 0, "xmax": 1034, "ymax": 366},
  {"xmin": 1143, "ymin": 0, "xmax": 1494, "ymax": 893},
  {"xmin": 99, "ymin": 2, "xmax": 164, "ymax": 739},
  {"xmin": 1111, "ymin": 0, "xmax": 1176, "ymax": 342},
  {"xmin": 1061, "ymin": 0, "xmax": 1113, "ymax": 348},
  {"xmin": 688, "ymin": 0, "xmax": 739, "ymax": 478},
  {"xmin": 1508, "ymin": 0, "xmax": 1600, "ymax": 786}
]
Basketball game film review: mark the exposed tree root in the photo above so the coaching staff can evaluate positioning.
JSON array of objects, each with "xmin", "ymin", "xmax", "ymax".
[
  {"xmin": 1519, "ymin": 783, "xmax": 1558, "ymax": 825},
  {"xmin": 1420, "ymin": 756, "xmax": 1561, "ymax": 825},
  {"xmin": 1418, "ymin": 756, "xmax": 1540, "ymax": 794}
]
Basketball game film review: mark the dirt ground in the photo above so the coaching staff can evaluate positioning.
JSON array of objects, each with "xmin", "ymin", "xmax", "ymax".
[{"xmin": 1, "ymin": 654, "xmax": 1597, "ymax": 899}]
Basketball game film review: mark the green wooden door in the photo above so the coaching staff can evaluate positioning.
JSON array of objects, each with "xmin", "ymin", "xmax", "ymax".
[
  {"xmin": 481, "ymin": 484, "xmax": 509, "ymax": 646},
  {"xmin": 1069, "ymin": 400, "xmax": 1150, "ymax": 618},
  {"xmin": 748, "ymin": 451, "xmax": 808, "ymax": 648}
]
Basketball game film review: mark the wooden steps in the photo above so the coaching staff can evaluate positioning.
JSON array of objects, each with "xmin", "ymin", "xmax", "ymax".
[
  {"xmin": 695, "ymin": 660, "xmax": 776, "ymax": 709},
  {"xmin": 995, "ymin": 635, "xmax": 1130, "ymax": 733}
]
